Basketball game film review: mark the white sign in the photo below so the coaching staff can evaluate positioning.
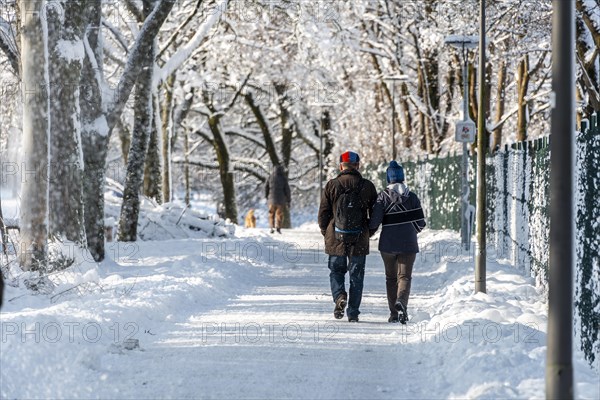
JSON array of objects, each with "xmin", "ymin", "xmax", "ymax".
[{"xmin": 455, "ymin": 119, "xmax": 476, "ymax": 143}]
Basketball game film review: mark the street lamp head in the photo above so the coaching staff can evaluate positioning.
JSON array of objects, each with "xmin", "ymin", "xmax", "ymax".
[{"xmin": 444, "ymin": 35, "xmax": 479, "ymax": 49}]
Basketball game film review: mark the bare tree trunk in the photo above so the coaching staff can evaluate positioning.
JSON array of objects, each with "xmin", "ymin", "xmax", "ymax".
[
  {"xmin": 184, "ymin": 127, "xmax": 191, "ymax": 206},
  {"xmin": 19, "ymin": 0, "xmax": 49, "ymax": 271},
  {"xmin": 400, "ymin": 82, "xmax": 413, "ymax": 148},
  {"xmin": 576, "ymin": 3, "xmax": 600, "ymax": 114},
  {"xmin": 491, "ymin": 59, "xmax": 507, "ymax": 152},
  {"xmin": 516, "ymin": 55, "xmax": 530, "ymax": 142},
  {"xmin": 161, "ymin": 74, "xmax": 175, "ymax": 202},
  {"xmin": 469, "ymin": 62, "xmax": 478, "ymax": 121},
  {"xmin": 118, "ymin": 78, "xmax": 154, "ymax": 241},
  {"xmin": 441, "ymin": 54, "xmax": 459, "ymax": 139},
  {"xmin": 143, "ymin": 94, "xmax": 163, "ymax": 203},
  {"xmin": 279, "ymin": 107, "xmax": 292, "ymax": 170},
  {"xmin": 245, "ymin": 88, "xmax": 294, "ymax": 226},
  {"xmin": 276, "ymin": 84, "xmax": 293, "ymax": 229},
  {"xmin": 417, "ymin": 64, "xmax": 433, "ymax": 153},
  {"xmin": 80, "ymin": 0, "xmax": 110, "ymax": 261},
  {"xmin": 244, "ymin": 93, "xmax": 281, "ymax": 166},
  {"xmin": 424, "ymin": 48, "xmax": 442, "ymax": 153},
  {"xmin": 172, "ymin": 87, "xmax": 194, "ymax": 205},
  {"xmin": 117, "ymin": 118, "xmax": 131, "ymax": 165},
  {"xmin": 118, "ymin": 5, "xmax": 157, "ymax": 241},
  {"xmin": 207, "ymin": 115, "xmax": 238, "ymax": 224},
  {"xmin": 0, "ymin": 184, "xmax": 7, "ymax": 256},
  {"xmin": 47, "ymin": 1, "xmax": 86, "ymax": 244}
]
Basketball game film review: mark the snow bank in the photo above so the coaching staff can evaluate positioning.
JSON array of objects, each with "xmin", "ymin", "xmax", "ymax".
[
  {"xmin": 104, "ymin": 178, "xmax": 235, "ymax": 241},
  {"xmin": 1, "ymin": 229, "xmax": 597, "ymax": 399}
]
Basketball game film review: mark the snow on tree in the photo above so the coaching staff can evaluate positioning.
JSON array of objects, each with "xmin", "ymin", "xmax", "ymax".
[{"xmin": 18, "ymin": 0, "xmax": 49, "ymax": 271}]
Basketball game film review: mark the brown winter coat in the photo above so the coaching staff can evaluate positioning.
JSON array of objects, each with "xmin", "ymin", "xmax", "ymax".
[
  {"xmin": 317, "ymin": 169, "xmax": 377, "ymax": 256},
  {"xmin": 265, "ymin": 166, "xmax": 291, "ymax": 206}
]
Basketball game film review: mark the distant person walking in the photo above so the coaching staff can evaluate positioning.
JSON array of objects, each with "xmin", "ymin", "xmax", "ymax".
[
  {"xmin": 318, "ymin": 151, "xmax": 377, "ymax": 322},
  {"xmin": 265, "ymin": 165, "xmax": 291, "ymax": 234},
  {"xmin": 369, "ymin": 161, "xmax": 426, "ymax": 324}
]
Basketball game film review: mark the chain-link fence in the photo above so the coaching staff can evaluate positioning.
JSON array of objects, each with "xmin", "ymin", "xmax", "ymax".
[
  {"xmin": 403, "ymin": 153, "xmax": 476, "ymax": 231},
  {"xmin": 575, "ymin": 115, "xmax": 600, "ymax": 368},
  {"xmin": 373, "ymin": 115, "xmax": 599, "ymax": 368},
  {"xmin": 486, "ymin": 138, "xmax": 550, "ymax": 289}
]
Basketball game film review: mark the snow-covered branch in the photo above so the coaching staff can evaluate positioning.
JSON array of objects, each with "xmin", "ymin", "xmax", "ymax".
[
  {"xmin": 123, "ymin": 0, "xmax": 144, "ymax": 23},
  {"xmin": 102, "ymin": 19, "xmax": 129, "ymax": 54},
  {"xmin": 158, "ymin": 0, "xmax": 204, "ymax": 60},
  {"xmin": 157, "ymin": 0, "xmax": 229, "ymax": 84},
  {"xmin": 177, "ymin": 157, "xmax": 268, "ymax": 182},
  {"xmin": 223, "ymin": 127, "xmax": 265, "ymax": 148},
  {"xmin": 106, "ymin": 0, "xmax": 176, "ymax": 132},
  {"xmin": 0, "ymin": 16, "xmax": 18, "ymax": 75}
]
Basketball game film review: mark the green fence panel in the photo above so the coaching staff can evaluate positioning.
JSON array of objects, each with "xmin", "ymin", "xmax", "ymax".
[
  {"xmin": 528, "ymin": 138, "xmax": 550, "ymax": 287},
  {"xmin": 403, "ymin": 154, "xmax": 476, "ymax": 231},
  {"xmin": 575, "ymin": 114, "xmax": 600, "ymax": 368}
]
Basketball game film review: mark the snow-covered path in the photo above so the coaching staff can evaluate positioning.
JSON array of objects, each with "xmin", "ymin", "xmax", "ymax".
[
  {"xmin": 1, "ymin": 228, "xmax": 598, "ymax": 399},
  {"xmin": 153, "ymin": 229, "xmax": 415, "ymax": 399}
]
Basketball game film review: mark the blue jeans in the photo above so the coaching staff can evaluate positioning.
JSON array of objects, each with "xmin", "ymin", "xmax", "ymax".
[{"xmin": 328, "ymin": 255, "xmax": 366, "ymax": 318}]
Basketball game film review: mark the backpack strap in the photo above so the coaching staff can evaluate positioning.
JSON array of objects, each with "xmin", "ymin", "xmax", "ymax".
[{"xmin": 335, "ymin": 176, "xmax": 364, "ymax": 192}]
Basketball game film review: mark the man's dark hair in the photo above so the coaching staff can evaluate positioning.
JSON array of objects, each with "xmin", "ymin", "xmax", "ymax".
[{"xmin": 341, "ymin": 162, "xmax": 359, "ymax": 170}]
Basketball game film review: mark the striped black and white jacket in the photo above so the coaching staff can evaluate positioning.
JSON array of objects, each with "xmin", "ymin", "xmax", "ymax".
[{"xmin": 369, "ymin": 183, "xmax": 426, "ymax": 254}]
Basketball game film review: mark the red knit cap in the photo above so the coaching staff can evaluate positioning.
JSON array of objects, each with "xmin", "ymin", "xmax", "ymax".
[{"xmin": 339, "ymin": 151, "xmax": 360, "ymax": 163}]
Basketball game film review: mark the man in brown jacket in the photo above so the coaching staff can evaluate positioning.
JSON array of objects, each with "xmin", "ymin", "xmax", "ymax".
[
  {"xmin": 317, "ymin": 151, "xmax": 377, "ymax": 322},
  {"xmin": 266, "ymin": 165, "xmax": 291, "ymax": 234}
]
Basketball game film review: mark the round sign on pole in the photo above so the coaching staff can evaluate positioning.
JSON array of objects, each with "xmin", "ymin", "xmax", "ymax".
[{"xmin": 455, "ymin": 119, "xmax": 476, "ymax": 143}]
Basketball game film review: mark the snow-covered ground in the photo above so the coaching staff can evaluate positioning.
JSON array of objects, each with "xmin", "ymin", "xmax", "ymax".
[{"xmin": 1, "ymin": 227, "xmax": 598, "ymax": 399}]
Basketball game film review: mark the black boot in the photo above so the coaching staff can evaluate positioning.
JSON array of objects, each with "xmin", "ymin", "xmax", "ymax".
[
  {"xmin": 333, "ymin": 293, "xmax": 347, "ymax": 319},
  {"xmin": 394, "ymin": 301, "xmax": 409, "ymax": 324}
]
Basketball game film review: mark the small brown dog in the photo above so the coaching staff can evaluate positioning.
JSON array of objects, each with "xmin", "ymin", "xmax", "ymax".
[{"xmin": 244, "ymin": 209, "xmax": 257, "ymax": 228}]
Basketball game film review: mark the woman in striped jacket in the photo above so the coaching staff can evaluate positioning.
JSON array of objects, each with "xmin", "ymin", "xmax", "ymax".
[{"xmin": 369, "ymin": 161, "xmax": 426, "ymax": 324}]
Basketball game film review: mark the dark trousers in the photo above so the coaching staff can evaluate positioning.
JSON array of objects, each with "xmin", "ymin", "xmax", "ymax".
[
  {"xmin": 268, "ymin": 204, "xmax": 285, "ymax": 229},
  {"xmin": 328, "ymin": 255, "xmax": 366, "ymax": 318},
  {"xmin": 381, "ymin": 252, "xmax": 416, "ymax": 315}
]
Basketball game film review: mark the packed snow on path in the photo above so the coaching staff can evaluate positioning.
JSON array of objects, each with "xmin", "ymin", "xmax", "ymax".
[{"xmin": 1, "ymin": 228, "xmax": 598, "ymax": 399}]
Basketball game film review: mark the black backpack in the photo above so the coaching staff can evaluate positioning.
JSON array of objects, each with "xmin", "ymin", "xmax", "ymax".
[{"xmin": 333, "ymin": 178, "xmax": 365, "ymax": 243}]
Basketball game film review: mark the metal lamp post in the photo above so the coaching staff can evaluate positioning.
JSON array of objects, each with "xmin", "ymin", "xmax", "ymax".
[{"xmin": 444, "ymin": 35, "xmax": 479, "ymax": 251}]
